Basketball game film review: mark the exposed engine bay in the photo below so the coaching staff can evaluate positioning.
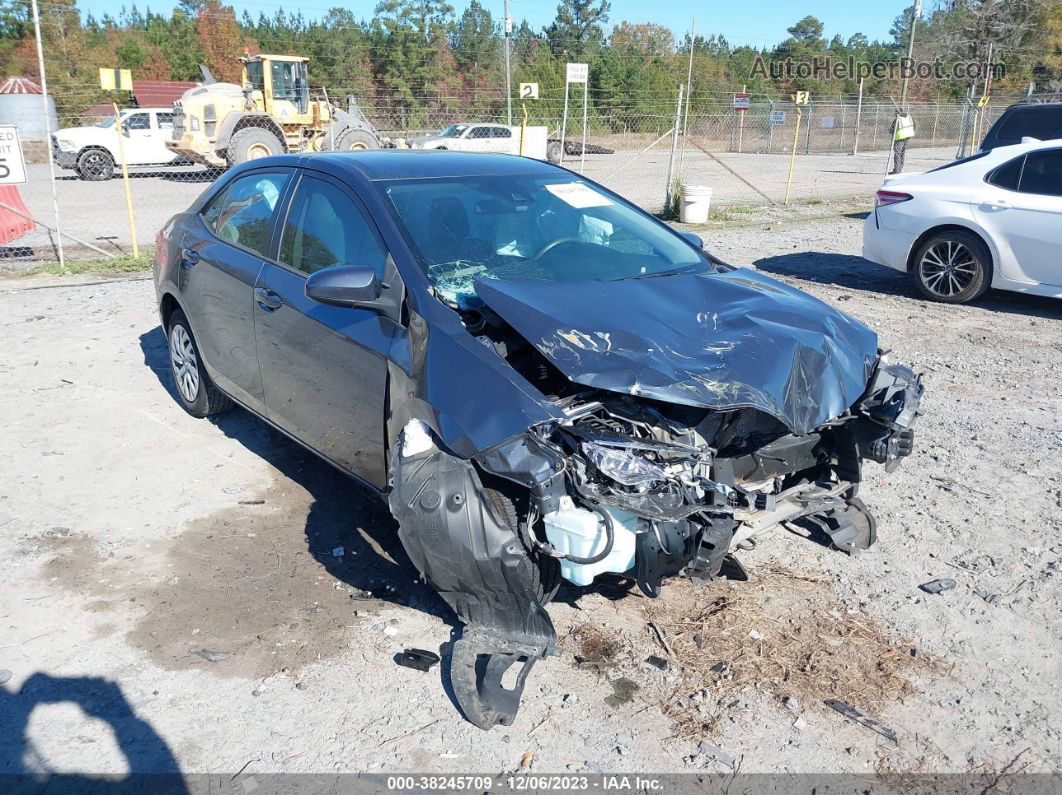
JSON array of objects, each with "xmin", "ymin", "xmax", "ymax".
[{"xmin": 389, "ymin": 270, "xmax": 924, "ymax": 731}]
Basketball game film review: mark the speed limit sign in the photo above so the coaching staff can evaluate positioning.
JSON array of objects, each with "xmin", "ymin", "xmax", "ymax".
[{"xmin": 0, "ymin": 126, "xmax": 27, "ymax": 185}]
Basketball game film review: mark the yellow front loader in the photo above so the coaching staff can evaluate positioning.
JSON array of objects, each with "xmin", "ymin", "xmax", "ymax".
[{"xmin": 167, "ymin": 54, "xmax": 382, "ymax": 168}]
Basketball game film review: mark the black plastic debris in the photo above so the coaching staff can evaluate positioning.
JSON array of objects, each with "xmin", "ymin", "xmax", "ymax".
[
  {"xmin": 824, "ymin": 698, "xmax": 898, "ymax": 743},
  {"xmin": 919, "ymin": 578, "xmax": 957, "ymax": 594},
  {"xmin": 646, "ymin": 655, "xmax": 669, "ymax": 671},
  {"xmin": 395, "ymin": 648, "xmax": 441, "ymax": 673}
]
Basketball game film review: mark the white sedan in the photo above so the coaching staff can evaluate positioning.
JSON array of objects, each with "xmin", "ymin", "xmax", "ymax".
[{"xmin": 862, "ymin": 138, "xmax": 1062, "ymax": 303}]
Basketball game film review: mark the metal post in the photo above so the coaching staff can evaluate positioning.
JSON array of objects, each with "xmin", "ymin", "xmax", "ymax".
[
  {"xmin": 29, "ymin": 0, "xmax": 64, "ymax": 267},
  {"xmin": 664, "ymin": 84, "xmax": 684, "ymax": 213},
  {"xmin": 784, "ymin": 104, "xmax": 803, "ymax": 205},
  {"xmin": 899, "ymin": 0, "xmax": 922, "ymax": 108},
  {"xmin": 737, "ymin": 83, "xmax": 746, "ymax": 153},
  {"xmin": 503, "ymin": 0, "xmax": 512, "ymax": 126},
  {"xmin": 112, "ymin": 102, "xmax": 139, "ymax": 258},
  {"xmin": 805, "ymin": 102, "xmax": 813, "ymax": 154},
  {"xmin": 580, "ymin": 78, "xmax": 588, "ymax": 173},
  {"xmin": 931, "ymin": 101, "xmax": 939, "ymax": 146},
  {"xmin": 676, "ymin": 18, "xmax": 695, "ymax": 174},
  {"xmin": 853, "ymin": 77, "xmax": 863, "ymax": 155},
  {"xmin": 839, "ymin": 102, "xmax": 847, "ymax": 151},
  {"xmin": 559, "ymin": 80, "xmax": 570, "ymax": 166}
]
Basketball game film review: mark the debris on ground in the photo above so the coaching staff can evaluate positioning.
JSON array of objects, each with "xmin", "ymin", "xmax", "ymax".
[
  {"xmin": 646, "ymin": 655, "xmax": 669, "ymax": 670},
  {"xmin": 974, "ymin": 587, "xmax": 1000, "ymax": 605},
  {"xmin": 193, "ymin": 649, "xmax": 228, "ymax": 663},
  {"xmin": 919, "ymin": 578, "xmax": 957, "ymax": 594},
  {"xmin": 395, "ymin": 649, "xmax": 441, "ymax": 673},
  {"xmin": 695, "ymin": 740, "xmax": 735, "ymax": 769},
  {"xmin": 634, "ymin": 565, "xmax": 939, "ymax": 738},
  {"xmin": 0, "ymin": 669, "xmax": 11, "ymax": 685},
  {"xmin": 348, "ymin": 588, "xmax": 373, "ymax": 600},
  {"xmin": 824, "ymin": 698, "xmax": 898, "ymax": 744},
  {"xmin": 519, "ymin": 751, "xmax": 533, "ymax": 769}
]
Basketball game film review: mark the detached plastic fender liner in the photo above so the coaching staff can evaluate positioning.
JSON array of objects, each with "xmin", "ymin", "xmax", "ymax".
[{"xmin": 388, "ymin": 446, "xmax": 555, "ymax": 730}]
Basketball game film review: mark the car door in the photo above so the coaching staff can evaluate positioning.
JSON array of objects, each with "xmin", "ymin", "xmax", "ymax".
[
  {"xmin": 463, "ymin": 125, "xmax": 495, "ymax": 152},
  {"xmin": 153, "ymin": 111, "xmax": 179, "ymax": 163},
  {"xmin": 119, "ymin": 111, "xmax": 155, "ymax": 165},
  {"xmin": 252, "ymin": 171, "xmax": 399, "ymax": 488},
  {"xmin": 974, "ymin": 149, "xmax": 1062, "ymax": 286},
  {"xmin": 490, "ymin": 125, "xmax": 515, "ymax": 154},
  {"xmin": 179, "ymin": 168, "xmax": 292, "ymax": 412}
]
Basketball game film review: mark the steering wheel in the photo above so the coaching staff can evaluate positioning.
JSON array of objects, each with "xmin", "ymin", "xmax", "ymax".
[{"xmin": 532, "ymin": 237, "xmax": 581, "ymax": 260}]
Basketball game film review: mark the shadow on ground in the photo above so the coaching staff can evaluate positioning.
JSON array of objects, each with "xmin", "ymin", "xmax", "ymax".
[
  {"xmin": 755, "ymin": 251, "xmax": 1062, "ymax": 320},
  {"xmin": 0, "ymin": 674, "xmax": 187, "ymax": 789},
  {"xmin": 138, "ymin": 325, "xmax": 447, "ymax": 625}
]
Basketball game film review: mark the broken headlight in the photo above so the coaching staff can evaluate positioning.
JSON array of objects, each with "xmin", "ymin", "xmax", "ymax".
[{"xmin": 582, "ymin": 441, "xmax": 666, "ymax": 486}]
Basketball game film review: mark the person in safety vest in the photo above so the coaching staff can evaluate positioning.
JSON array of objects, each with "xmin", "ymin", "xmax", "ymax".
[{"xmin": 891, "ymin": 111, "xmax": 915, "ymax": 174}]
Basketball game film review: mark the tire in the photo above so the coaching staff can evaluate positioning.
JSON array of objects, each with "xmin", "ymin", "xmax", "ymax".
[
  {"xmin": 227, "ymin": 127, "xmax": 284, "ymax": 166},
  {"xmin": 910, "ymin": 229, "xmax": 992, "ymax": 304},
  {"xmin": 332, "ymin": 128, "xmax": 380, "ymax": 151},
  {"xmin": 546, "ymin": 141, "xmax": 563, "ymax": 164},
  {"xmin": 167, "ymin": 309, "xmax": 233, "ymax": 418},
  {"xmin": 76, "ymin": 148, "xmax": 114, "ymax": 180}
]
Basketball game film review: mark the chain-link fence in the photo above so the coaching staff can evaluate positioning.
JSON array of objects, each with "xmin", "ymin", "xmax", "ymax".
[{"xmin": 0, "ymin": 81, "xmax": 1045, "ymax": 266}]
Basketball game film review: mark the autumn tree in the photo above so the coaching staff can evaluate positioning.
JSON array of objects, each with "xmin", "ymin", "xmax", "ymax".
[{"xmin": 196, "ymin": 0, "xmax": 244, "ymax": 83}]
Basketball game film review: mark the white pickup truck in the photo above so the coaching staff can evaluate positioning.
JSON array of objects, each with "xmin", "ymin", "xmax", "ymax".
[{"xmin": 51, "ymin": 107, "xmax": 187, "ymax": 180}]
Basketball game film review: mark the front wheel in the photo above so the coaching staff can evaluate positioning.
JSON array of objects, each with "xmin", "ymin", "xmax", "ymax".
[
  {"xmin": 167, "ymin": 310, "xmax": 232, "ymax": 418},
  {"xmin": 227, "ymin": 127, "xmax": 283, "ymax": 166},
  {"xmin": 911, "ymin": 230, "xmax": 992, "ymax": 304},
  {"xmin": 76, "ymin": 149, "xmax": 114, "ymax": 180},
  {"xmin": 332, "ymin": 128, "xmax": 380, "ymax": 151}
]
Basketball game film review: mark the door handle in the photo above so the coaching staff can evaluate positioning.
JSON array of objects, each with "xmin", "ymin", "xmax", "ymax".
[
  {"xmin": 254, "ymin": 287, "xmax": 284, "ymax": 311},
  {"xmin": 179, "ymin": 247, "xmax": 200, "ymax": 268},
  {"xmin": 983, "ymin": 198, "xmax": 1011, "ymax": 209}
]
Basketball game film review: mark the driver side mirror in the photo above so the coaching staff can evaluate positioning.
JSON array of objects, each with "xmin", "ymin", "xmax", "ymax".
[
  {"xmin": 305, "ymin": 265, "xmax": 381, "ymax": 308},
  {"xmin": 680, "ymin": 231, "xmax": 703, "ymax": 249}
]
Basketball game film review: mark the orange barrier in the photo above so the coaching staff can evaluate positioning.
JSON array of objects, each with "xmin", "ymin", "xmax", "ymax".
[{"xmin": 0, "ymin": 185, "xmax": 35, "ymax": 245}]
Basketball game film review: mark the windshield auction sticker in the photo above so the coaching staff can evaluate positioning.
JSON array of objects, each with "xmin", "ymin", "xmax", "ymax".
[{"xmin": 545, "ymin": 182, "xmax": 613, "ymax": 209}]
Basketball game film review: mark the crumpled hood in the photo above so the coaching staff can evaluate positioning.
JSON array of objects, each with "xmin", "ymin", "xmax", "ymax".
[{"xmin": 474, "ymin": 269, "xmax": 879, "ymax": 435}]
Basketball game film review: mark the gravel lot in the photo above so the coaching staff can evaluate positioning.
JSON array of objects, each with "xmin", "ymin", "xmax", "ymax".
[{"xmin": 1, "ymin": 215, "xmax": 1059, "ymax": 780}]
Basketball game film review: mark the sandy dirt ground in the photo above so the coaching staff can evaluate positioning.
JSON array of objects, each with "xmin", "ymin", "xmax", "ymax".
[{"xmin": 0, "ymin": 215, "xmax": 1059, "ymax": 780}]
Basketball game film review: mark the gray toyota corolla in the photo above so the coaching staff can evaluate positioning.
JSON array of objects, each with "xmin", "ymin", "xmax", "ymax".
[{"xmin": 154, "ymin": 150, "xmax": 923, "ymax": 729}]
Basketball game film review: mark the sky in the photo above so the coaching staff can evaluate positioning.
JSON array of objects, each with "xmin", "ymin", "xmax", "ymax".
[{"xmin": 74, "ymin": 0, "xmax": 906, "ymax": 49}]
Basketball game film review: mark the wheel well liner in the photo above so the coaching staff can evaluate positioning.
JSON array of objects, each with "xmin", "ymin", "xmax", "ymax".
[
  {"xmin": 159, "ymin": 292, "xmax": 181, "ymax": 330},
  {"xmin": 905, "ymin": 224, "xmax": 993, "ymax": 273}
]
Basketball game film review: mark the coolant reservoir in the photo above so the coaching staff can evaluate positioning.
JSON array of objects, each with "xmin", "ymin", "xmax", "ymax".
[{"xmin": 543, "ymin": 497, "xmax": 640, "ymax": 586}]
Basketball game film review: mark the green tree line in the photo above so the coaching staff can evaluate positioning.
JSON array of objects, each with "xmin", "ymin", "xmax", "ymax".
[{"xmin": 1, "ymin": 0, "xmax": 1058, "ymax": 126}]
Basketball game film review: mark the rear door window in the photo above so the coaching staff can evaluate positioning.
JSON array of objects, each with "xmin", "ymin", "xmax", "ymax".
[
  {"xmin": 1017, "ymin": 150, "xmax": 1062, "ymax": 197},
  {"xmin": 202, "ymin": 170, "xmax": 291, "ymax": 256},
  {"xmin": 993, "ymin": 107, "xmax": 1062, "ymax": 147},
  {"xmin": 986, "ymin": 156, "xmax": 1024, "ymax": 190}
]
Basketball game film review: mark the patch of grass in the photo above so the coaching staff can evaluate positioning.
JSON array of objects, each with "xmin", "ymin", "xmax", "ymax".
[{"xmin": 14, "ymin": 251, "xmax": 154, "ymax": 279}]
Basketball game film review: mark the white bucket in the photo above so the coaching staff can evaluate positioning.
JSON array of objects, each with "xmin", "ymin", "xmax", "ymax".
[{"xmin": 679, "ymin": 184, "xmax": 713, "ymax": 224}]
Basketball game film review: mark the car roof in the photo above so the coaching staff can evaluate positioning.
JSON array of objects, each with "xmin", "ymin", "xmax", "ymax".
[{"xmin": 290, "ymin": 150, "xmax": 564, "ymax": 181}]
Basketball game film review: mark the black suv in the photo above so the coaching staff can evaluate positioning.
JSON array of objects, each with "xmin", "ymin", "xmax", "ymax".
[
  {"xmin": 981, "ymin": 102, "xmax": 1062, "ymax": 151},
  {"xmin": 153, "ymin": 151, "xmax": 923, "ymax": 729}
]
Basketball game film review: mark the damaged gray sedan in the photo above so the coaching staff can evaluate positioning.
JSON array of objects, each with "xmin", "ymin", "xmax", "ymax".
[{"xmin": 153, "ymin": 151, "xmax": 923, "ymax": 730}]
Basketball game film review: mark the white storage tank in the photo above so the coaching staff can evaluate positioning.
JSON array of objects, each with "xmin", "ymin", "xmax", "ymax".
[{"xmin": 0, "ymin": 77, "xmax": 58, "ymax": 151}]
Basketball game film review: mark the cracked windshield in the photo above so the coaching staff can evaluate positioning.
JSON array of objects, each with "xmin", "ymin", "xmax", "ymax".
[{"xmin": 383, "ymin": 175, "xmax": 708, "ymax": 308}]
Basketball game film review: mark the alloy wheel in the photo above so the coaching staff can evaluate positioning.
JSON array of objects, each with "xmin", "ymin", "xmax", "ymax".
[
  {"xmin": 169, "ymin": 324, "xmax": 200, "ymax": 403},
  {"xmin": 82, "ymin": 151, "xmax": 108, "ymax": 177},
  {"xmin": 918, "ymin": 240, "xmax": 979, "ymax": 299},
  {"xmin": 247, "ymin": 142, "xmax": 272, "ymax": 159}
]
